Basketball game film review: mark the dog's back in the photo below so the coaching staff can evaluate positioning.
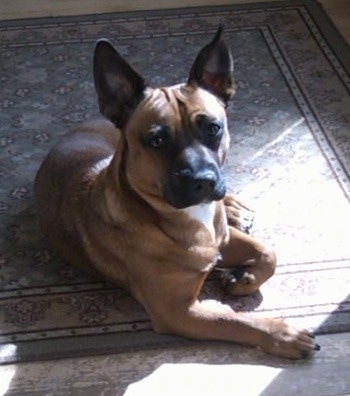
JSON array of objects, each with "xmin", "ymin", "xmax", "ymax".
[{"xmin": 34, "ymin": 120, "xmax": 119, "ymax": 268}]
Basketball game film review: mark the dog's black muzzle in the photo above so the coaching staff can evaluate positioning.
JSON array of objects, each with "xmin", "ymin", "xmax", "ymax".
[{"xmin": 164, "ymin": 150, "xmax": 226, "ymax": 209}]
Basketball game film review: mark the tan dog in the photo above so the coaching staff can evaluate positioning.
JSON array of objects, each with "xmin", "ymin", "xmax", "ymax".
[{"xmin": 35, "ymin": 28, "xmax": 319, "ymax": 358}]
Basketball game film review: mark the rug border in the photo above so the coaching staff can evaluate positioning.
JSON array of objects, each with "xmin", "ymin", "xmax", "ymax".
[
  {"xmin": 1, "ymin": 0, "xmax": 350, "ymax": 365},
  {"xmin": 0, "ymin": 330, "xmax": 193, "ymax": 365},
  {"xmin": 1, "ymin": 1, "xmax": 349, "ymax": 73},
  {"xmin": 300, "ymin": 0, "xmax": 350, "ymax": 72}
]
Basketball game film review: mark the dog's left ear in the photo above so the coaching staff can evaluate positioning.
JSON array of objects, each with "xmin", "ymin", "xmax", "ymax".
[{"xmin": 188, "ymin": 26, "xmax": 236, "ymax": 104}]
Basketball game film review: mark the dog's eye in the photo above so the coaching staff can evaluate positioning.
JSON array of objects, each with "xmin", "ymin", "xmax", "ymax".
[
  {"xmin": 196, "ymin": 115, "xmax": 222, "ymax": 139},
  {"xmin": 145, "ymin": 125, "xmax": 171, "ymax": 149},
  {"xmin": 208, "ymin": 123, "xmax": 221, "ymax": 136},
  {"xmin": 146, "ymin": 133, "xmax": 167, "ymax": 149}
]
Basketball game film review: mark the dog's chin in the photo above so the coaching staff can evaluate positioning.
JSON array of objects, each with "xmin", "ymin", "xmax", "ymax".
[{"xmin": 165, "ymin": 187, "xmax": 226, "ymax": 210}]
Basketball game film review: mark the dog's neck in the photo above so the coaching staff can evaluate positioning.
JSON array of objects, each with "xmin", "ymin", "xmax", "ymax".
[{"xmin": 92, "ymin": 148, "xmax": 228, "ymax": 250}]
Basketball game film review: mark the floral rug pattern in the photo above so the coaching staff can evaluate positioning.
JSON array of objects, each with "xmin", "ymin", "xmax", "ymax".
[{"xmin": 0, "ymin": 1, "xmax": 350, "ymax": 363}]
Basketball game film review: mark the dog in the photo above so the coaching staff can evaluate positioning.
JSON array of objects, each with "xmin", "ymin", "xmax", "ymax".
[{"xmin": 34, "ymin": 27, "xmax": 319, "ymax": 358}]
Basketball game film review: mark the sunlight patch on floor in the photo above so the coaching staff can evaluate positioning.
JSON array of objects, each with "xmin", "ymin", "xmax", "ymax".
[
  {"xmin": 0, "ymin": 344, "xmax": 17, "ymax": 395},
  {"xmin": 248, "ymin": 118, "xmax": 305, "ymax": 163},
  {"xmin": 124, "ymin": 363, "xmax": 283, "ymax": 396}
]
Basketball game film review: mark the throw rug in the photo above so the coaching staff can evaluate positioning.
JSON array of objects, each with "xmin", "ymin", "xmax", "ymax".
[{"xmin": 0, "ymin": 0, "xmax": 349, "ymax": 363}]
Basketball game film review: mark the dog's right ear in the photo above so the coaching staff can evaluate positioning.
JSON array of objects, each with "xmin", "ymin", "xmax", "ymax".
[{"xmin": 94, "ymin": 40, "xmax": 147, "ymax": 128}]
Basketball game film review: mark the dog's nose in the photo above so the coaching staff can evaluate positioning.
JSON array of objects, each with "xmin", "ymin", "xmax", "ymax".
[
  {"xmin": 177, "ymin": 169, "xmax": 218, "ymax": 200},
  {"xmin": 165, "ymin": 167, "xmax": 226, "ymax": 208},
  {"xmin": 192, "ymin": 173, "xmax": 216, "ymax": 197}
]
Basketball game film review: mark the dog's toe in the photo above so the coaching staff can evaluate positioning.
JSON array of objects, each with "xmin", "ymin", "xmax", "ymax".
[
  {"xmin": 240, "ymin": 210, "xmax": 255, "ymax": 234},
  {"xmin": 226, "ymin": 207, "xmax": 255, "ymax": 234},
  {"xmin": 219, "ymin": 266, "xmax": 257, "ymax": 294}
]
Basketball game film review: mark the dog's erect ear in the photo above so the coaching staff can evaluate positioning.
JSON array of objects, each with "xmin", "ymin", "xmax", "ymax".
[
  {"xmin": 188, "ymin": 26, "xmax": 236, "ymax": 104},
  {"xmin": 94, "ymin": 39, "xmax": 147, "ymax": 128}
]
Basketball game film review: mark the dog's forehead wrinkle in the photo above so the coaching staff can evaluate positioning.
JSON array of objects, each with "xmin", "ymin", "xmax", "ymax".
[
  {"xmin": 167, "ymin": 87, "xmax": 213, "ymax": 127},
  {"xmin": 133, "ymin": 86, "xmax": 227, "ymax": 148},
  {"xmin": 144, "ymin": 86, "xmax": 224, "ymax": 121},
  {"xmin": 159, "ymin": 87, "xmax": 172, "ymax": 103},
  {"xmin": 142, "ymin": 88, "xmax": 176, "ymax": 118},
  {"xmin": 138, "ymin": 88, "xmax": 188, "ymax": 134}
]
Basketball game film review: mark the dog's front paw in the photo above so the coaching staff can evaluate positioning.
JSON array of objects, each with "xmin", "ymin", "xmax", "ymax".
[
  {"xmin": 224, "ymin": 195, "xmax": 254, "ymax": 234},
  {"xmin": 262, "ymin": 319, "xmax": 321, "ymax": 359}
]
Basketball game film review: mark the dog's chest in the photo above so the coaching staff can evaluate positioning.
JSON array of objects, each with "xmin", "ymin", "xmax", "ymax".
[{"xmin": 185, "ymin": 202, "xmax": 216, "ymax": 240}]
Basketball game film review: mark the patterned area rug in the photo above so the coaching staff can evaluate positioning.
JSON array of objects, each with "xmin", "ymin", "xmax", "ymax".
[{"xmin": 0, "ymin": 0, "xmax": 350, "ymax": 364}]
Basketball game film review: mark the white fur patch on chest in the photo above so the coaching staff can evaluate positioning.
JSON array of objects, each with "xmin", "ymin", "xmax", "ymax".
[{"xmin": 184, "ymin": 202, "xmax": 216, "ymax": 240}]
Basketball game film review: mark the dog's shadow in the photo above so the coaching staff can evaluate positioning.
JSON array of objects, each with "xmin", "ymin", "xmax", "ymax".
[{"xmin": 1, "ymin": 202, "xmax": 95, "ymax": 287}]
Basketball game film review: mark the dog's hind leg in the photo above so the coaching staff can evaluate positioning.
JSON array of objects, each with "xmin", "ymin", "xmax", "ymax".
[{"xmin": 217, "ymin": 226, "xmax": 276, "ymax": 296}]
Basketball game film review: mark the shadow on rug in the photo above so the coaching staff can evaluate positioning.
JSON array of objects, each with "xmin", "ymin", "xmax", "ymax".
[{"xmin": 0, "ymin": 0, "xmax": 350, "ymax": 363}]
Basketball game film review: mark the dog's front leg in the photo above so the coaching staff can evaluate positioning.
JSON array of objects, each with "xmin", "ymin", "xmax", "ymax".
[
  {"xmin": 147, "ymin": 283, "xmax": 317, "ymax": 359},
  {"xmin": 224, "ymin": 194, "xmax": 255, "ymax": 234}
]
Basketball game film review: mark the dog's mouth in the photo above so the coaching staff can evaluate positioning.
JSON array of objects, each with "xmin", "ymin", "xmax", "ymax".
[{"xmin": 164, "ymin": 176, "xmax": 226, "ymax": 209}]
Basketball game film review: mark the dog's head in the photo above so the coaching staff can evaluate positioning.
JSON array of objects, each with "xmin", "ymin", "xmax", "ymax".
[{"xmin": 94, "ymin": 27, "xmax": 236, "ymax": 209}]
